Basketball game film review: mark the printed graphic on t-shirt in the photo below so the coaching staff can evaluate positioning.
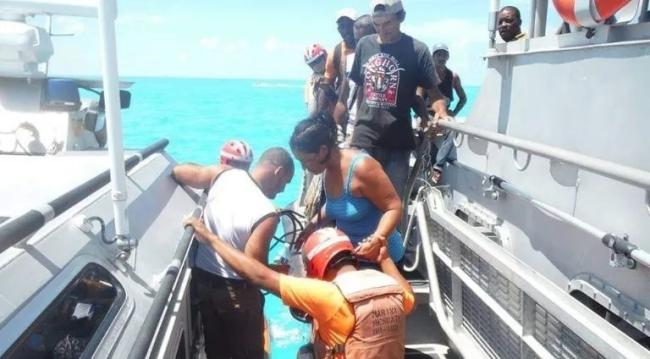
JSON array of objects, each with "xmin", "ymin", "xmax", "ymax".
[{"xmin": 363, "ymin": 53, "xmax": 404, "ymax": 109}]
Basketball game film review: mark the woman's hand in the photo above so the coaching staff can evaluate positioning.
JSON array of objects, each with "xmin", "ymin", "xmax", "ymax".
[{"xmin": 353, "ymin": 234, "xmax": 387, "ymax": 263}]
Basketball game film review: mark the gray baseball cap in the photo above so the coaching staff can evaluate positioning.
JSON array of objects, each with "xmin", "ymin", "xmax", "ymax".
[{"xmin": 371, "ymin": 0, "xmax": 403, "ymax": 16}]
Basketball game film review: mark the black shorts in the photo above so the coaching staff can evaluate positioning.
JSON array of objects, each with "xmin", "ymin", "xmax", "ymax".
[{"xmin": 193, "ymin": 267, "xmax": 265, "ymax": 359}]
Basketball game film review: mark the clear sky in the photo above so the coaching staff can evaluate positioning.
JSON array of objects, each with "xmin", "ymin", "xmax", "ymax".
[{"xmin": 43, "ymin": 0, "xmax": 550, "ymax": 85}]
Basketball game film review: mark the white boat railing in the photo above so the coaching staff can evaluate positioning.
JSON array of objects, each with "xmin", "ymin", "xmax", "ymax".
[{"xmin": 96, "ymin": 0, "xmax": 131, "ymax": 252}]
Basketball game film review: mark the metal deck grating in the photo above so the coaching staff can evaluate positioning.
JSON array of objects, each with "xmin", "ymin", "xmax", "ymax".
[
  {"xmin": 435, "ymin": 256, "xmax": 453, "ymax": 310},
  {"xmin": 427, "ymin": 216, "xmax": 610, "ymax": 359},
  {"xmin": 462, "ymin": 284, "xmax": 522, "ymax": 359},
  {"xmin": 533, "ymin": 304, "xmax": 605, "ymax": 359},
  {"xmin": 460, "ymin": 242, "xmax": 522, "ymax": 322}
]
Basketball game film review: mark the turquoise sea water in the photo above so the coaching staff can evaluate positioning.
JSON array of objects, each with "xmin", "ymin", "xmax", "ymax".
[{"xmin": 121, "ymin": 77, "xmax": 477, "ymax": 357}]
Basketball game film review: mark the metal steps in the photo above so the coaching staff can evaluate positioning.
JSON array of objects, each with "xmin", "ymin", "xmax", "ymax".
[{"xmin": 405, "ymin": 344, "xmax": 451, "ymax": 358}]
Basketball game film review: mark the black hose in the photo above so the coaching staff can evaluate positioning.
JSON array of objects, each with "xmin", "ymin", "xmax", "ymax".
[
  {"xmin": 271, "ymin": 209, "xmax": 305, "ymax": 251},
  {"xmin": 400, "ymin": 132, "xmax": 429, "ymax": 234},
  {"xmin": 86, "ymin": 216, "xmax": 112, "ymax": 244}
]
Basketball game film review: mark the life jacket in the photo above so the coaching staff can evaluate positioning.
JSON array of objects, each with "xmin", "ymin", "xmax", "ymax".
[
  {"xmin": 553, "ymin": 0, "xmax": 630, "ymax": 27},
  {"xmin": 313, "ymin": 270, "xmax": 406, "ymax": 359}
]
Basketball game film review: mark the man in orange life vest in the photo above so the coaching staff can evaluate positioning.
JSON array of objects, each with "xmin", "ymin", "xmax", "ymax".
[{"xmin": 183, "ymin": 220, "xmax": 415, "ymax": 359}]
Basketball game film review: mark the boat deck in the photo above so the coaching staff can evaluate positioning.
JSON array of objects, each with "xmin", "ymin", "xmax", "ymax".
[
  {"xmin": 404, "ymin": 265, "xmax": 458, "ymax": 358},
  {"xmin": 0, "ymin": 150, "xmax": 135, "ymax": 220}
]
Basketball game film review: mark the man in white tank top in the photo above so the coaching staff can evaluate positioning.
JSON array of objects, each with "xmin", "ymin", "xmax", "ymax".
[{"xmin": 173, "ymin": 147, "xmax": 294, "ymax": 359}]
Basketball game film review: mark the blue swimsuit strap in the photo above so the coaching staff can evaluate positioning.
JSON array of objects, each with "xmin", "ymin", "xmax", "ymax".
[{"xmin": 344, "ymin": 152, "xmax": 370, "ymax": 195}]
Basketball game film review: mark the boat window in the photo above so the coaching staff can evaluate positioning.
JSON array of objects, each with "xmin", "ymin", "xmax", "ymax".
[{"xmin": 5, "ymin": 263, "xmax": 124, "ymax": 359}]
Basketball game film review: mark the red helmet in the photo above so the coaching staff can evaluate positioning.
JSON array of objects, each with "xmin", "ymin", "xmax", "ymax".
[
  {"xmin": 302, "ymin": 228, "xmax": 354, "ymax": 279},
  {"xmin": 219, "ymin": 140, "xmax": 253, "ymax": 169},
  {"xmin": 304, "ymin": 44, "xmax": 327, "ymax": 65}
]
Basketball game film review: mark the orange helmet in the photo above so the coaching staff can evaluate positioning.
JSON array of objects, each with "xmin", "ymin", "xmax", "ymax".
[
  {"xmin": 302, "ymin": 228, "xmax": 354, "ymax": 279},
  {"xmin": 219, "ymin": 140, "xmax": 253, "ymax": 169}
]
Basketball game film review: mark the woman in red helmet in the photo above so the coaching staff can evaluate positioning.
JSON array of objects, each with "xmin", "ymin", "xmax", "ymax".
[{"xmin": 183, "ymin": 219, "xmax": 415, "ymax": 359}]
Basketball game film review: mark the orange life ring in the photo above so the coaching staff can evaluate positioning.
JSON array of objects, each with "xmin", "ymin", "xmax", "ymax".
[{"xmin": 553, "ymin": 0, "xmax": 631, "ymax": 27}]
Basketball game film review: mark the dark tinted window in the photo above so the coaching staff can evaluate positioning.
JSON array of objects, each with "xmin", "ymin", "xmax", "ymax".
[{"xmin": 6, "ymin": 263, "xmax": 124, "ymax": 359}]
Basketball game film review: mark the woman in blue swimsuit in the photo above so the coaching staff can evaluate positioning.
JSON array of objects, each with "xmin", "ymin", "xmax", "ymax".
[{"xmin": 290, "ymin": 112, "xmax": 404, "ymax": 262}]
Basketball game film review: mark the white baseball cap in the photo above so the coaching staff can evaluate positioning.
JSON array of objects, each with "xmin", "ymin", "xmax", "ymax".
[
  {"xmin": 432, "ymin": 43, "xmax": 449, "ymax": 54},
  {"xmin": 336, "ymin": 8, "xmax": 358, "ymax": 22},
  {"xmin": 371, "ymin": 0, "xmax": 404, "ymax": 16}
]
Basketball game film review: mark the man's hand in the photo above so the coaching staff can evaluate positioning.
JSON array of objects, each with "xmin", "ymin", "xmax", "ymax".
[
  {"xmin": 423, "ymin": 116, "xmax": 441, "ymax": 139},
  {"xmin": 426, "ymin": 114, "xmax": 454, "ymax": 138},
  {"xmin": 184, "ymin": 217, "xmax": 210, "ymax": 243},
  {"xmin": 183, "ymin": 216, "xmax": 282, "ymax": 295}
]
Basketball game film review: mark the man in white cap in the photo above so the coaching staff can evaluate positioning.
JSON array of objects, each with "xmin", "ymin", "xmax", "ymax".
[
  {"xmin": 317, "ymin": 8, "xmax": 359, "ymax": 142},
  {"xmin": 431, "ymin": 43, "xmax": 466, "ymax": 116},
  {"xmin": 324, "ymin": 8, "xmax": 358, "ymax": 92},
  {"xmin": 427, "ymin": 43, "xmax": 466, "ymax": 183},
  {"xmin": 348, "ymin": 0, "xmax": 450, "ymax": 197}
]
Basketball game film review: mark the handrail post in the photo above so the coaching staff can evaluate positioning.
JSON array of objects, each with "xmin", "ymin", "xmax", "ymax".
[
  {"xmin": 529, "ymin": 0, "xmax": 538, "ymax": 38},
  {"xmin": 640, "ymin": 0, "xmax": 650, "ymax": 22},
  {"xmin": 97, "ymin": 0, "xmax": 131, "ymax": 251},
  {"xmin": 535, "ymin": 0, "xmax": 548, "ymax": 37},
  {"xmin": 489, "ymin": 0, "xmax": 501, "ymax": 48}
]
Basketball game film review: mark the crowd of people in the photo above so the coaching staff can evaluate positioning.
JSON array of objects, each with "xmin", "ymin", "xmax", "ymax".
[{"xmin": 175, "ymin": 2, "xmax": 527, "ymax": 358}]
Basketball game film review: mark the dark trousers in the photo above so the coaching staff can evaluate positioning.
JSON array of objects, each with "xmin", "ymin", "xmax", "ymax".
[{"xmin": 193, "ymin": 267, "xmax": 265, "ymax": 359}]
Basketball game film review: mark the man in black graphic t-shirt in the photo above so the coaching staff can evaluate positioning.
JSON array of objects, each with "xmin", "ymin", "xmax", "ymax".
[{"xmin": 349, "ymin": 0, "xmax": 449, "ymax": 197}]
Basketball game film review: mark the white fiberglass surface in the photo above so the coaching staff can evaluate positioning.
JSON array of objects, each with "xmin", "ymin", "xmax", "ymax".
[{"xmin": 0, "ymin": 152, "xmax": 111, "ymax": 218}]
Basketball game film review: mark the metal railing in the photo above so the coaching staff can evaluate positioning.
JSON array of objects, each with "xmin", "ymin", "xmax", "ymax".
[
  {"xmin": 437, "ymin": 119, "xmax": 650, "ymax": 190},
  {"xmin": 128, "ymin": 192, "xmax": 207, "ymax": 359},
  {"xmin": 487, "ymin": 174, "xmax": 650, "ymax": 269},
  {"xmin": 435, "ymin": 119, "xmax": 650, "ymax": 269},
  {"xmin": 0, "ymin": 139, "xmax": 169, "ymax": 253}
]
